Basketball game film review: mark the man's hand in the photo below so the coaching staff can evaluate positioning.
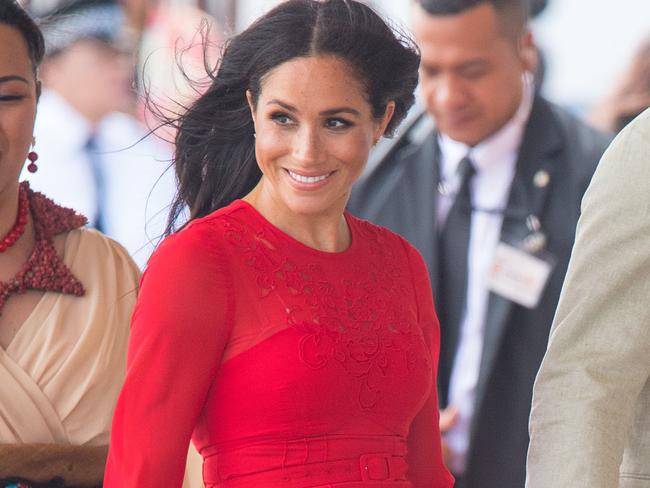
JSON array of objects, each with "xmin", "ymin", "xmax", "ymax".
[{"xmin": 439, "ymin": 406, "xmax": 460, "ymax": 468}]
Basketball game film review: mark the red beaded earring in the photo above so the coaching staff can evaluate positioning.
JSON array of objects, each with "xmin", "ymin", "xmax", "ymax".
[{"xmin": 27, "ymin": 150, "xmax": 38, "ymax": 173}]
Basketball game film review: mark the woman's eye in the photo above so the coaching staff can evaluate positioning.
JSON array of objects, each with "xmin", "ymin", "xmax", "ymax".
[
  {"xmin": 270, "ymin": 112, "xmax": 293, "ymax": 125},
  {"xmin": 325, "ymin": 118, "xmax": 352, "ymax": 129},
  {"xmin": 0, "ymin": 95, "xmax": 25, "ymax": 102}
]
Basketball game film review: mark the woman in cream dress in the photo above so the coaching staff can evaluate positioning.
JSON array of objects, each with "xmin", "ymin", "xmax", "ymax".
[{"xmin": 0, "ymin": 2, "xmax": 140, "ymax": 486}]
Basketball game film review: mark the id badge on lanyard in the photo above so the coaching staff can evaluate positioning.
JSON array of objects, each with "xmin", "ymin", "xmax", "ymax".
[{"xmin": 487, "ymin": 214, "xmax": 555, "ymax": 309}]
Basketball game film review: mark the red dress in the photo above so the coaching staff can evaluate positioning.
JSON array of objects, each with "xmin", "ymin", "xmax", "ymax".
[{"xmin": 104, "ymin": 200, "xmax": 453, "ymax": 488}]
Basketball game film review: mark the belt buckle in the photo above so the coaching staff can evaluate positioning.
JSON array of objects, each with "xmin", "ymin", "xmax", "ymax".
[{"xmin": 359, "ymin": 453, "xmax": 390, "ymax": 481}]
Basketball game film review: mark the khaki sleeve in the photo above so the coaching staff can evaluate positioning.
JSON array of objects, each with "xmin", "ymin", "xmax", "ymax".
[{"xmin": 526, "ymin": 109, "xmax": 650, "ymax": 488}]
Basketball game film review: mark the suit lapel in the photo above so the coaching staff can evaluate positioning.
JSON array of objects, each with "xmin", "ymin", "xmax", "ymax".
[
  {"xmin": 391, "ymin": 131, "xmax": 480, "ymax": 407},
  {"xmin": 473, "ymin": 97, "xmax": 563, "ymax": 413},
  {"xmin": 420, "ymin": 131, "xmax": 470, "ymax": 406},
  {"xmin": 390, "ymin": 132, "xmax": 441, "ymax": 292},
  {"xmin": 428, "ymin": 136, "xmax": 442, "ymax": 295}
]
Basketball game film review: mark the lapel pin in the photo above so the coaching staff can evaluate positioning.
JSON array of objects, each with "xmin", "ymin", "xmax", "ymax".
[
  {"xmin": 438, "ymin": 181, "xmax": 451, "ymax": 196},
  {"xmin": 534, "ymin": 170, "xmax": 550, "ymax": 188}
]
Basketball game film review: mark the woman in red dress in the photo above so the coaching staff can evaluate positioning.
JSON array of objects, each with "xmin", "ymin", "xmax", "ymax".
[{"xmin": 105, "ymin": 1, "xmax": 453, "ymax": 486}]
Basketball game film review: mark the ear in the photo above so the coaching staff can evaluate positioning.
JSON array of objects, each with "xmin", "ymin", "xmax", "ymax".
[
  {"xmin": 373, "ymin": 101, "xmax": 396, "ymax": 142},
  {"xmin": 38, "ymin": 56, "xmax": 59, "ymax": 84},
  {"xmin": 245, "ymin": 89, "xmax": 255, "ymax": 113},
  {"xmin": 518, "ymin": 30, "xmax": 537, "ymax": 74},
  {"xmin": 246, "ymin": 89, "xmax": 258, "ymax": 134}
]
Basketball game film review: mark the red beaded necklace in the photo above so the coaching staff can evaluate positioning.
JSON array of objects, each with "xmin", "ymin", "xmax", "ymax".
[
  {"xmin": 0, "ymin": 181, "xmax": 87, "ymax": 315},
  {"xmin": 0, "ymin": 184, "xmax": 29, "ymax": 252}
]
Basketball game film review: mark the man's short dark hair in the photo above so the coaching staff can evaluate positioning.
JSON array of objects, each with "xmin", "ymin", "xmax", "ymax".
[{"xmin": 416, "ymin": 0, "xmax": 530, "ymax": 38}]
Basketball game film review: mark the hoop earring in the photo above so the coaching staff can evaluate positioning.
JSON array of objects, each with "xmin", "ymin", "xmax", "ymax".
[{"xmin": 27, "ymin": 150, "xmax": 39, "ymax": 173}]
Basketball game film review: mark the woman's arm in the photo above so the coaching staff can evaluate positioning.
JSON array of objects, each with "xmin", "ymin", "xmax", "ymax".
[
  {"xmin": 104, "ymin": 221, "xmax": 233, "ymax": 487},
  {"xmin": 404, "ymin": 243, "xmax": 455, "ymax": 488}
]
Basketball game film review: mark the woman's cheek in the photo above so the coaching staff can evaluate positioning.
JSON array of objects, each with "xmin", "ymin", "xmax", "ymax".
[
  {"xmin": 336, "ymin": 132, "xmax": 371, "ymax": 168},
  {"xmin": 263, "ymin": 128, "xmax": 290, "ymax": 152},
  {"xmin": 254, "ymin": 127, "xmax": 289, "ymax": 170}
]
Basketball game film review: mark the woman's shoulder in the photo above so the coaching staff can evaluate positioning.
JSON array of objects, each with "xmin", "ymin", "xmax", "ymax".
[
  {"xmin": 157, "ymin": 201, "xmax": 253, "ymax": 251},
  {"xmin": 347, "ymin": 213, "xmax": 420, "ymax": 258},
  {"xmin": 64, "ymin": 227, "xmax": 139, "ymax": 275},
  {"xmin": 145, "ymin": 201, "xmax": 253, "ymax": 276},
  {"xmin": 63, "ymin": 227, "xmax": 141, "ymax": 293}
]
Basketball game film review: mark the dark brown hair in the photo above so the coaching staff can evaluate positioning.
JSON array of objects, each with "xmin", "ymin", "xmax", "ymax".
[
  {"xmin": 0, "ymin": 0, "xmax": 45, "ymax": 74},
  {"xmin": 165, "ymin": 0, "xmax": 420, "ymax": 234}
]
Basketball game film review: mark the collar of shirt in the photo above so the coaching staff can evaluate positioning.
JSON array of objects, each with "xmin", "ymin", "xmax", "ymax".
[{"xmin": 437, "ymin": 74, "xmax": 535, "ymax": 212}]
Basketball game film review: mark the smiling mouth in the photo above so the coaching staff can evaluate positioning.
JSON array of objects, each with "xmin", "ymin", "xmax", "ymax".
[{"xmin": 287, "ymin": 170, "xmax": 333, "ymax": 184}]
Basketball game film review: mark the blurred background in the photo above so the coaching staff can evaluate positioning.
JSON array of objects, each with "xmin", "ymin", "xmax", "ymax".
[
  {"xmin": 23, "ymin": 0, "xmax": 650, "ymax": 116},
  {"xmin": 237, "ymin": 0, "xmax": 650, "ymax": 116},
  {"xmin": 16, "ymin": 0, "xmax": 650, "ymax": 268}
]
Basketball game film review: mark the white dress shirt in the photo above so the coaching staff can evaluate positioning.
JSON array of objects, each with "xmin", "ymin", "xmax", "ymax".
[
  {"xmin": 23, "ymin": 90, "xmax": 175, "ymax": 268},
  {"xmin": 437, "ymin": 78, "xmax": 534, "ymax": 474}
]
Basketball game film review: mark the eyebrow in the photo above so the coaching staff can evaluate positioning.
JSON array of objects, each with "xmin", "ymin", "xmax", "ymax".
[
  {"xmin": 457, "ymin": 59, "xmax": 489, "ymax": 69},
  {"xmin": 422, "ymin": 58, "xmax": 489, "ymax": 70},
  {"xmin": 0, "ymin": 75, "xmax": 30, "ymax": 85},
  {"xmin": 267, "ymin": 99, "xmax": 361, "ymax": 117}
]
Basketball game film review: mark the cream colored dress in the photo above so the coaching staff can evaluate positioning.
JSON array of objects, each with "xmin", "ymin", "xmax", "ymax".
[{"xmin": 0, "ymin": 228, "xmax": 139, "ymax": 445}]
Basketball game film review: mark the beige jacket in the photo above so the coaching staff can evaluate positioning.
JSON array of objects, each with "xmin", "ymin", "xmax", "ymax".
[{"xmin": 526, "ymin": 108, "xmax": 650, "ymax": 487}]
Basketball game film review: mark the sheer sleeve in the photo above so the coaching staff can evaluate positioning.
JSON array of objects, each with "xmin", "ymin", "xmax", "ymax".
[
  {"xmin": 403, "ymin": 242, "xmax": 454, "ymax": 488},
  {"xmin": 104, "ymin": 220, "xmax": 233, "ymax": 487}
]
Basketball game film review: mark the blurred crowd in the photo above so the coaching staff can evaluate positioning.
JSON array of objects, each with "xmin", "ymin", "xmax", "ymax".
[{"xmin": 17, "ymin": 0, "xmax": 223, "ymax": 268}]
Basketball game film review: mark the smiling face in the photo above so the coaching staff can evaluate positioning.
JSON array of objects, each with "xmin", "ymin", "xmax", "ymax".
[
  {"xmin": 0, "ymin": 23, "xmax": 38, "ymax": 199},
  {"xmin": 247, "ymin": 55, "xmax": 393, "ymax": 223},
  {"xmin": 413, "ymin": 3, "xmax": 533, "ymax": 146}
]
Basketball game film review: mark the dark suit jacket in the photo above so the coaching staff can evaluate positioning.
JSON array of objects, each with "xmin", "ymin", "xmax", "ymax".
[{"xmin": 348, "ymin": 96, "xmax": 611, "ymax": 488}]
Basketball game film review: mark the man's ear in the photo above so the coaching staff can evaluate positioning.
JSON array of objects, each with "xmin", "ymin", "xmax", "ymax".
[{"xmin": 519, "ymin": 30, "xmax": 537, "ymax": 74}]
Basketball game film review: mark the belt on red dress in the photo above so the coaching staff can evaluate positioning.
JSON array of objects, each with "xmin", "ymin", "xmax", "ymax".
[
  {"xmin": 202, "ymin": 435, "xmax": 411, "ymax": 487},
  {"xmin": 211, "ymin": 454, "xmax": 409, "ymax": 487}
]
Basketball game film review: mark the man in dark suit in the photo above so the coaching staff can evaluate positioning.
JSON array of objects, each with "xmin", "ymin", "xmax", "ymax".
[{"xmin": 348, "ymin": 1, "xmax": 610, "ymax": 487}]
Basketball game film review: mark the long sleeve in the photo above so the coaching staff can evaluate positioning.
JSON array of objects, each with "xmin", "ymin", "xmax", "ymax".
[
  {"xmin": 526, "ymin": 109, "xmax": 650, "ymax": 487},
  {"xmin": 104, "ymin": 221, "xmax": 234, "ymax": 487},
  {"xmin": 404, "ymin": 242, "xmax": 455, "ymax": 488}
]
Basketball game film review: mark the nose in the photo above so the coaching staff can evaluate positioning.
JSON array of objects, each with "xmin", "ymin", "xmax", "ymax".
[
  {"xmin": 292, "ymin": 125, "xmax": 321, "ymax": 164},
  {"xmin": 430, "ymin": 74, "xmax": 469, "ymax": 112}
]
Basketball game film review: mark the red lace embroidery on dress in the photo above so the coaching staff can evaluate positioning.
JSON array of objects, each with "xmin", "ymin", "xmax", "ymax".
[
  {"xmin": 0, "ymin": 182, "xmax": 87, "ymax": 314},
  {"xmin": 220, "ymin": 214, "xmax": 430, "ymax": 410}
]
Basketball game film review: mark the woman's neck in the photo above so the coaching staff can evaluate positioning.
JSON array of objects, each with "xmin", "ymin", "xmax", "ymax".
[
  {"xmin": 0, "ymin": 214, "xmax": 35, "ymax": 282},
  {"xmin": 243, "ymin": 184, "xmax": 351, "ymax": 253},
  {"xmin": 0, "ymin": 184, "xmax": 21, "ymax": 241}
]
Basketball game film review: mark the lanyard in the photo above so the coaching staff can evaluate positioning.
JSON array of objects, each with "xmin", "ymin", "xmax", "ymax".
[{"xmin": 436, "ymin": 148, "xmax": 547, "ymax": 253}]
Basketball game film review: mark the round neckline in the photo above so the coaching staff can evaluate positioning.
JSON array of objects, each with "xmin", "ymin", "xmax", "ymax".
[{"xmin": 233, "ymin": 199, "xmax": 359, "ymax": 258}]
